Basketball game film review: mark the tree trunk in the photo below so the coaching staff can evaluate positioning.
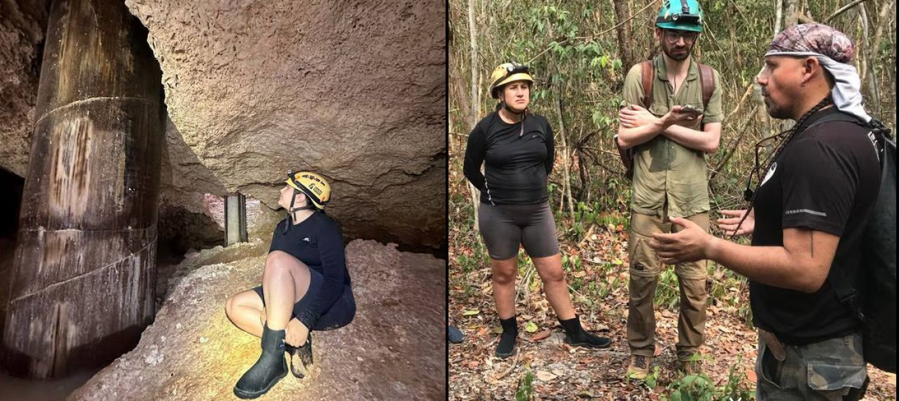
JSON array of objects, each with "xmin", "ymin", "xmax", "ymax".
[
  {"xmin": 555, "ymin": 89, "xmax": 575, "ymax": 219},
  {"xmin": 784, "ymin": 0, "xmax": 800, "ymax": 27},
  {"xmin": 892, "ymin": 0, "xmax": 898, "ymax": 126},
  {"xmin": 467, "ymin": 0, "xmax": 482, "ymax": 230},
  {"xmin": 613, "ymin": 0, "xmax": 635, "ymax": 71},
  {"xmin": 778, "ymin": 0, "xmax": 801, "ymax": 132},
  {"xmin": 775, "ymin": 0, "xmax": 784, "ymax": 34},
  {"xmin": 467, "ymin": 0, "xmax": 480, "ymax": 130},
  {"xmin": 1, "ymin": 0, "xmax": 164, "ymax": 379},
  {"xmin": 861, "ymin": 1, "xmax": 890, "ymax": 115}
]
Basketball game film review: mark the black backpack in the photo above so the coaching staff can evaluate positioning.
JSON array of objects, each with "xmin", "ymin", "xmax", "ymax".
[{"xmin": 810, "ymin": 112, "xmax": 897, "ymax": 373}]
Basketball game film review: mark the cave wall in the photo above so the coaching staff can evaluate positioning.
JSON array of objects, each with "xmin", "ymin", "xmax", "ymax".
[
  {"xmin": 0, "ymin": 0, "xmax": 50, "ymax": 177},
  {"xmin": 0, "ymin": 0, "xmax": 446, "ymax": 250},
  {"xmin": 126, "ymin": 0, "xmax": 447, "ymax": 248}
]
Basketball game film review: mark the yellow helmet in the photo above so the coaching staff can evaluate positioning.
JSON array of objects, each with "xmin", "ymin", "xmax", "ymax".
[
  {"xmin": 286, "ymin": 170, "xmax": 331, "ymax": 209},
  {"xmin": 489, "ymin": 62, "xmax": 534, "ymax": 99}
]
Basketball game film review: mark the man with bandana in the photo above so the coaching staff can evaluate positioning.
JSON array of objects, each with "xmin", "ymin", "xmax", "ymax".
[
  {"xmin": 649, "ymin": 23, "xmax": 878, "ymax": 400},
  {"xmin": 615, "ymin": 0, "xmax": 723, "ymax": 379}
]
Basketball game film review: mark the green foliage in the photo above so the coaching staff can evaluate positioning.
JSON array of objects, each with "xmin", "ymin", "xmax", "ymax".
[
  {"xmin": 658, "ymin": 356, "xmax": 755, "ymax": 401},
  {"xmin": 453, "ymin": 0, "xmax": 896, "ymax": 226},
  {"xmin": 643, "ymin": 365, "xmax": 662, "ymax": 389},
  {"xmin": 738, "ymin": 301, "xmax": 754, "ymax": 328},
  {"xmin": 654, "ymin": 269, "xmax": 681, "ymax": 310},
  {"xmin": 561, "ymin": 252, "xmax": 582, "ymax": 271},
  {"xmin": 667, "ymin": 374, "xmax": 716, "ymax": 401},
  {"xmin": 515, "ymin": 369, "xmax": 535, "ymax": 401},
  {"xmin": 449, "ymin": 5, "xmax": 894, "ymax": 397},
  {"xmin": 718, "ymin": 355, "xmax": 756, "ymax": 401}
]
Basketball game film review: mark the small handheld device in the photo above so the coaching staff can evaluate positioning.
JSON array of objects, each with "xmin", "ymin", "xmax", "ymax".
[{"xmin": 679, "ymin": 104, "xmax": 703, "ymax": 116}]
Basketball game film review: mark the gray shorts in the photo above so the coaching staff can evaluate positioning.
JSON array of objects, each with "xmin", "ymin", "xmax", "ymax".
[{"xmin": 477, "ymin": 202, "xmax": 559, "ymax": 260}]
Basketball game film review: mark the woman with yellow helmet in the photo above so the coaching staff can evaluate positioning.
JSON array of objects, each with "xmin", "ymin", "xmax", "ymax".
[
  {"xmin": 224, "ymin": 171, "xmax": 355, "ymax": 398},
  {"xmin": 463, "ymin": 63, "xmax": 611, "ymax": 359}
]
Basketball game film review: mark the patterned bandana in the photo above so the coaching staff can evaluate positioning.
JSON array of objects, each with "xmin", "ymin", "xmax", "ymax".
[
  {"xmin": 767, "ymin": 23, "xmax": 855, "ymax": 62},
  {"xmin": 765, "ymin": 23, "xmax": 870, "ymax": 122}
]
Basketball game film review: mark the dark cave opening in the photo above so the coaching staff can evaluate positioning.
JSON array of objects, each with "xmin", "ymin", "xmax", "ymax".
[
  {"xmin": 0, "ymin": 167, "xmax": 23, "ymax": 240},
  {"xmin": 0, "ymin": 167, "xmax": 25, "ymax": 339},
  {"xmin": 156, "ymin": 204, "xmax": 225, "ymax": 267}
]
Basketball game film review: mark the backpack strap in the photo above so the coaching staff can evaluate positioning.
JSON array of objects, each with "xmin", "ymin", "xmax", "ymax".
[
  {"xmin": 698, "ymin": 63, "xmax": 714, "ymax": 109},
  {"xmin": 640, "ymin": 60, "xmax": 653, "ymax": 109},
  {"xmin": 805, "ymin": 112, "xmax": 887, "ymax": 156},
  {"xmin": 640, "ymin": 60, "xmax": 715, "ymax": 110},
  {"xmin": 628, "ymin": 61, "xmax": 716, "ymax": 180},
  {"xmin": 810, "ymin": 111, "xmax": 882, "ymax": 320},
  {"xmin": 805, "ymin": 111, "xmax": 865, "ymax": 129}
]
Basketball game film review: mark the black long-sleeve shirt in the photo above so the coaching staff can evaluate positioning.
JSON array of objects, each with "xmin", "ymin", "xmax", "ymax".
[
  {"xmin": 463, "ymin": 112, "xmax": 555, "ymax": 205},
  {"xmin": 269, "ymin": 212, "xmax": 351, "ymax": 329}
]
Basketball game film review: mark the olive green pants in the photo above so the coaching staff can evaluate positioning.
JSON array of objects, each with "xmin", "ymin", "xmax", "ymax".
[{"xmin": 627, "ymin": 211, "xmax": 709, "ymax": 361}]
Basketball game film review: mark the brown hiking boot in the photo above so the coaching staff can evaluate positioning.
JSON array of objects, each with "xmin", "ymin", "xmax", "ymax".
[
  {"xmin": 678, "ymin": 359, "xmax": 703, "ymax": 376},
  {"xmin": 626, "ymin": 355, "xmax": 650, "ymax": 380},
  {"xmin": 676, "ymin": 350, "xmax": 703, "ymax": 376}
]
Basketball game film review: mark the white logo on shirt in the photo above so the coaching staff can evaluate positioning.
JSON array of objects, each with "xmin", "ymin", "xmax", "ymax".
[
  {"xmin": 302, "ymin": 237, "xmax": 310, "ymax": 242},
  {"xmin": 761, "ymin": 162, "xmax": 777, "ymax": 187}
]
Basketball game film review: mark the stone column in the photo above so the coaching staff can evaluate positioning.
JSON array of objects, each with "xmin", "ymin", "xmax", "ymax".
[
  {"xmin": 225, "ymin": 193, "xmax": 248, "ymax": 246},
  {"xmin": 1, "ymin": 0, "xmax": 164, "ymax": 378}
]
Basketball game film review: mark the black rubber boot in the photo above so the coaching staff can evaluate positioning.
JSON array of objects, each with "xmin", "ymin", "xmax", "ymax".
[
  {"xmin": 559, "ymin": 315, "xmax": 612, "ymax": 348},
  {"xmin": 448, "ymin": 326, "xmax": 464, "ymax": 344},
  {"xmin": 495, "ymin": 316, "xmax": 518, "ymax": 358},
  {"xmin": 285, "ymin": 332, "xmax": 313, "ymax": 379},
  {"xmin": 234, "ymin": 324, "xmax": 289, "ymax": 399}
]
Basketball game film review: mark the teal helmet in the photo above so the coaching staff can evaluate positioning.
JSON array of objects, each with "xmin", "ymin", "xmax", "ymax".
[{"xmin": 656, "ymin": 0, "xmax": 703, "ymax": 33}]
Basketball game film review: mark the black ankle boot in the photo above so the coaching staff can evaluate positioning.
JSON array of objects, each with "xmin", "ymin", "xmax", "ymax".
[
  {"xmin": 234, "ymin": 324, "xmax": 289, "ymax": 399},
  {"xmin": 559, "ymin": 315, "xmax": 611, "ymax": 348},
  {"xmin": 285, "ymin": 332, "xmax": 313, "ymax": 379},
  {"xmin": 495, "ymin": 316, "xmax": 518, "ymax": 358}
]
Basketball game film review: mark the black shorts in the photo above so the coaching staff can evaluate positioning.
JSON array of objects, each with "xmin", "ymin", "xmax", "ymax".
[
  {"xmin": 477, "ymin": 202, "xmax": 560, "ymax": 260},
  {"xmin": 252, "ymin": 268, "xmax": 356, "ymax": 331}
]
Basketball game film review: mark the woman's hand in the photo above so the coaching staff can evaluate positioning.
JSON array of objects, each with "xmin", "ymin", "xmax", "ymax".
[
  {"xmin": 717, "ymin": 209, "xmax": 754, "ymax": 236},
  {"xmin": 285, "ymin": 318, "xmax": 309, "ymax": 347}
]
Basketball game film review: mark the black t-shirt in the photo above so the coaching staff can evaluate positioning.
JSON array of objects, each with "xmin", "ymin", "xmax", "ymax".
[
  {"xmin": 749, "ymin": 108, "xmax": 881, "ymax": 344},
  {"xmin": 270, "ymin": 211, "xmax": 351, "ymax": 329},
  {"xmin": 463, "ymin": 111, "xmax": 554, "ymax": 205}
]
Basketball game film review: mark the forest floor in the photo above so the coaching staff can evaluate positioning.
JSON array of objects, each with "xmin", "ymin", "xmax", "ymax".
[{"xmin": 448, "ymin": 223, "xmax": 897, "ymax": 400}]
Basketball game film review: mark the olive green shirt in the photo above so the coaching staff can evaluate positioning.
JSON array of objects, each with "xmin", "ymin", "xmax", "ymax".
[{"xmin": 621, "ymin": 55, "xmax": 724, "ymax": 218}]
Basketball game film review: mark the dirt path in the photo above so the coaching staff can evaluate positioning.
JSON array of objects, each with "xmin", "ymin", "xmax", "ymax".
[{"xmin": 449, "ymin": 230, "xmax": 897, "ymax": 400}]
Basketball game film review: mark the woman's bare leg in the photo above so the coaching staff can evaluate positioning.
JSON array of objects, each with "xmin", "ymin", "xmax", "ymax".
[
  {"xmin": 491, "ymin": 257, "xmax": 518, "ymax": 319},
  {"xmin": 262, "ymin": 251, "xmax": 312, "ymax": 330},
  {"xmin": 532, "ymin": 254, "xmax": 576, "ymax": 320},
  {"xmin": 225, "ymin": 250, "xmax": 312, "ymax": 336},
  {"xmin": 225, "ymin": 290, "xmax": 266, "ymax": 338}
]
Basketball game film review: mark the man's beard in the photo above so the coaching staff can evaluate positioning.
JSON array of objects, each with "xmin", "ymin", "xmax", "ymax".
[
  {"xmin": 762, "ymin": 95, "xmax": 792, "ymax": 120},
  {"xmin": 662, "ymin": 43, "xmax": 691, "ymax": 61}
]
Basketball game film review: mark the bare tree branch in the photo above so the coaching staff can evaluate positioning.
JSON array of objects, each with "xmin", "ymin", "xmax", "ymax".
[
  {"xmin": 527, "ymin": 0, "xmax": 655, "ymax": 64},
  {"xmin": 825, "ymin": 0, "xmax": 872, "ymax": 22}
]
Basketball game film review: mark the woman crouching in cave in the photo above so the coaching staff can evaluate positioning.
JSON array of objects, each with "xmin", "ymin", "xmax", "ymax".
[{"xmin": 224, "ymin": 170, "xmax": 355, "ymax": 399}]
